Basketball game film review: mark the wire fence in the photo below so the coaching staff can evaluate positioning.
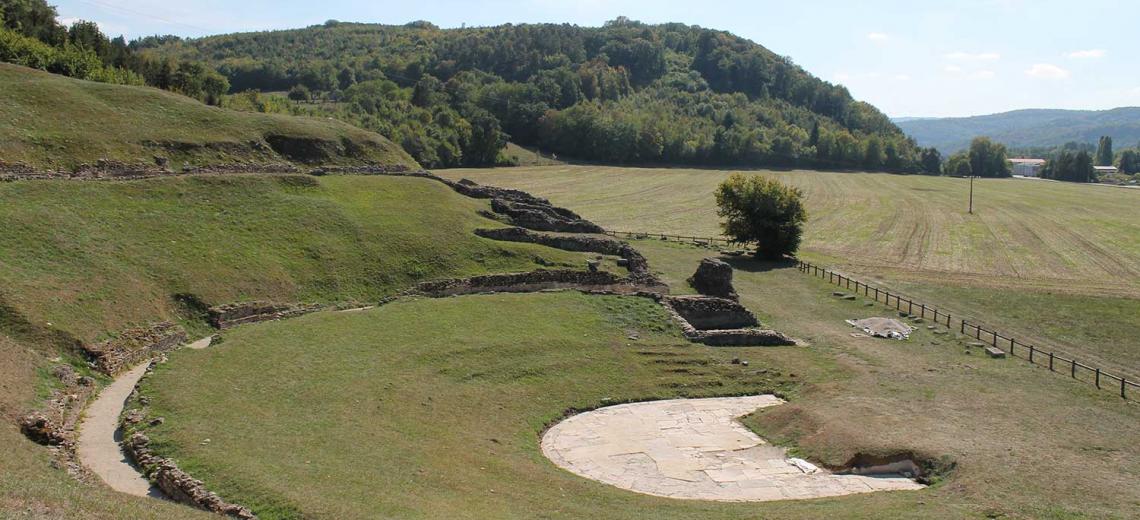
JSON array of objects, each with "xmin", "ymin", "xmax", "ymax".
[{"xmin": 797, "ymin": 260, "xmax": 1138, "ymax": 400}]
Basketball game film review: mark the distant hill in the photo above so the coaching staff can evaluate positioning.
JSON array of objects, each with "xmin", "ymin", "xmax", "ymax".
[
  {"xmin": 139, "ymin": 20, "xmax": 920, "ymax": 171},
  {"xmin": 895, "ymin": 108, "xmax": 1140, "ymax": 153},
  {"xmin": 0, "ymin": 63, "xmax": 417, "ymax": 172}
]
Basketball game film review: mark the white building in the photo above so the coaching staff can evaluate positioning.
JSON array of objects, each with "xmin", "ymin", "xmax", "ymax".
[
  {"xmin": 1095, "ymin": 165, "xmax": 1119, "ymax": 175},
  {"xmin": 1010, "ymin": 158, "xmax": 1046, "ymax": 177}
]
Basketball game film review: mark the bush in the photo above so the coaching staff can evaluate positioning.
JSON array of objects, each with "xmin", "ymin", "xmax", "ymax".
[{"xmin": 715, "ymin": 173, "xmax": 807, "ymax": 260}]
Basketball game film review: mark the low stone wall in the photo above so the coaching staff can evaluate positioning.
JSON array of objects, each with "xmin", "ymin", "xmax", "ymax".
[
  {"xmin": 18, "ymin": 363, "xmax": 99, "ymax": 479},
  {"xmin": 489, "ymin": 199, "xmax": 605, "ymax": 234},
  {"xmin": 659, "ymin": 295, "xmax": 795, "ymax": 347},
  {"xmin": 663, "ymin": 296, "xmax": 758, "ymax": 330},
  {"xmin": 125, "ymin": 430, "xmax": 256, "ymax": 519},
  {"xmin": 413, "ymin": 269, "xmax": 666, "ymax": 297},
  {"xmin": 85, "ymin": 322, "xmax": 188, "ymax": 375},
  {"xmin": 474, "ymin": 227, "xmax": 650, "ymax": 275},
  {"xmin": 207, "ymin": 301, "xmax": 325, "ymax": 329}
]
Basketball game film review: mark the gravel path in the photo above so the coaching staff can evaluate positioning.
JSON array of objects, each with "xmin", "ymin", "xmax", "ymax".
[
  {"xmin": 77, "ymin": 337, "xmax": 211, "ymax": 497},
  {"xmin": 541, "ymin": 396, "xmax": 924, "ymax": 502}
]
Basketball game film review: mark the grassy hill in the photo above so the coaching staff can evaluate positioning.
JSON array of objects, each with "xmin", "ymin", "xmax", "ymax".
[
  {"xmin": 0, "ymin": 63, "xmax": 417, "ymax": 171},
  {"xmin": 0, "ymin": 174, "xmax": 598, "ymax": 518},
  {"xmin": 895, "ymin": 107, "xmax": 1140, "ymax": 153}
]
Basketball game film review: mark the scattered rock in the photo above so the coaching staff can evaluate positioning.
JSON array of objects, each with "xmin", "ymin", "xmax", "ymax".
[
  {"xmin": 19, "ymin": 413, "xmax": 66, "ymax": 446},
  {"xmin": 688, "ymin": 258, "xmax": 738, "ymax": 300},
  {"xmin": 985, "ymin": 347, "xmax": 1007, "ymax": 359},
  {"xmin": 586, "ymin": 260, "xmax": 600, "ymax": 272}
]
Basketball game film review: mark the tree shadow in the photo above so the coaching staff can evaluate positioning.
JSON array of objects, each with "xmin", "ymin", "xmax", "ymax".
[{"xmin": 718, "ymin": 256, "xmax": 798, "ymax": 273}]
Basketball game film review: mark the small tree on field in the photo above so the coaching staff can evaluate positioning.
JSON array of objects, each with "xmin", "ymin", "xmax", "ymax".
[
  {"xmin": 715, "ymin": 173, "xmax": 807, "ymax": 260},
  {"xmin": 288, "ymin": 84, "xmax": 311, "ymax": 102}
]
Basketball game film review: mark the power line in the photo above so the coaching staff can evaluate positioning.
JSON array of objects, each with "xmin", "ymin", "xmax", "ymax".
[{"xmin": 74, "ymin": 0, "xmax": 215, "ymax": 35}]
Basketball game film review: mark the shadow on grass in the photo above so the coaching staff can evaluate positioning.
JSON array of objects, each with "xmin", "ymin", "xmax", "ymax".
[{"xmin": 719, "ymin": 256, "xmax": 799, "ymax": 273}]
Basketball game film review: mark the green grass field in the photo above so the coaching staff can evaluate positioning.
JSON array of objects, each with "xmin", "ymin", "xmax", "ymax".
[
  {"xmin": 0, "ymin": 174, "xmax": 608, "ymax": 519},
  {"xmin": 440, "ymin": 165, "xmax": 1140, "ymax": 377},
  {"xmin": 0, "ymin": 63, "xmax": 416, "ymax": 170},
  {"xmin": 440, "ymin": 166, "xmax": 1140, "ymax": 296},
  {"xmin": 137, "ymin": 242, "xmax": 1140, "ymax": 519},
  {"xmin": 0, "ymin": 174, "xmax": 592, "ymax": 343}
]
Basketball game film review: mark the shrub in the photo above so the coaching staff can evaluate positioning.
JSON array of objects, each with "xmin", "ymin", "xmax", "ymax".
[{"xmin": 715, "ymin": 173, "xmax": 807, "ymax": 260}]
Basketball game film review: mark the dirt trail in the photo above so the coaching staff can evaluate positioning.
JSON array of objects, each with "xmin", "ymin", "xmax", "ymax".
[{"xmin": 77, "ymin": 336, "xmax": 211, "ymax": 497}]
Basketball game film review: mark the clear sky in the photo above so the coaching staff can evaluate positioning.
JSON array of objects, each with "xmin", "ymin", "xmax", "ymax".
[{"xmin": 53, "ymin": 0, "xmax": 1140, "ymax": 118}]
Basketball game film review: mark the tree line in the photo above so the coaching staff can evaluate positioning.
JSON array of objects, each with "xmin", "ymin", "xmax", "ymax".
[
  {"xmin": 141, "ymin": 18, "xmax": 927, "ymax": 170},
  {"xmin": 0, "ymin": 0, "xmax": 228, "ymax": 104}
]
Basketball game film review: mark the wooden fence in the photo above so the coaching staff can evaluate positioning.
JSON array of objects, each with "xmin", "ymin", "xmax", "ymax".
[
  {"xmin": 604, "ymin": 230, "xmax": 735, "ymax": 247},
  {"xmin": 797, "ymin": 260, "xmax": 1138, "ymax": 400}
]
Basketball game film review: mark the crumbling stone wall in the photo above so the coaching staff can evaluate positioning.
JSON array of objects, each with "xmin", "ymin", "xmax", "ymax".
[
  {"xmin": 473, "ymin": 227, "xmax": 650, "ymax": 275},
  {"xmin": 85, "ymin": 322, "xmax": 188, "ymax": 375},
  {"xmin": 688, "ymin": 258, "xmax": 738, "ymax": 300},
  {"xmin": 125, "ymin": 434, "xmax": 255, "ymax": 519},
  {"xmin": 658, "ymin": 295, "xmax": 795, "ymax": 347},
  {"xmin": 207, "ymin": 302, "xmax": 325, "ymax": 329},
  {"xmin": 413, "ymin": 269, "xmax": 666, "ymax": 297},
  {"xmin": 663, "ymin": 296, "xmax": 758, "ymax": 330},
  {"xmin": 489, "ymin": 198, "xmax": 605, "ymax": 233}
]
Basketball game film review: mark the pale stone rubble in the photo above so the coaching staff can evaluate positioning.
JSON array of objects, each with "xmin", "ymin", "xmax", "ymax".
[{"xmin": 542, "ymin": 396, "xmax": 924, "ymax": 502}]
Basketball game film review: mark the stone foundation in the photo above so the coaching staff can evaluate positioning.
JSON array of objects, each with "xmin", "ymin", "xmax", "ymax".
[
  {"xmin": 660, "ymin": 295, "xmax": 795, "ymax": 347},
  {"xmin": 489, "ymin": 199, "xmax": 605, "ymax": 233},
  {"xmin": 663, "ymin": 295, "xmax": 758, "ymax": 330},
  {"xmin": 473, "ymin": 227, "xmax": 650, "ymax": 275},
  {"xmin": 207, "ymin": 301, "xmax": 325, "ymax": 329},
  {"xmin": 85, "ymin": 322, "xmax": 188, "ymax": 375},
  {"xmin": 125, "ymin": 432, "xmax": 256, "ymax": 519},
  {"xmin": 413, "ymin": 269, "xmax": 667, "ymax": 297}
]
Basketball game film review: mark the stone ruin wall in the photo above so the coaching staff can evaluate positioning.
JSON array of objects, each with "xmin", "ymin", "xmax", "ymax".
[
  {"xmin": 207, "ymin": 301, "xmax": 325, "ymax": 329},
  {"xmin": 413, "ymin": 269, "xmax": 667, "ymax": 297},
  {"xmin": 85, "ymin": 322, "xmax": 188, "ymax": 375},
  {"xmin": 122, "ymin": 364, "xmax": 256, "ymax": 519}
]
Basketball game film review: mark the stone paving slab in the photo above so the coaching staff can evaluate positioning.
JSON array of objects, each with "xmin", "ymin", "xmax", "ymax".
[{"xmin": 541, "ymin": 396, "xmax": 924, "ymax": 502}]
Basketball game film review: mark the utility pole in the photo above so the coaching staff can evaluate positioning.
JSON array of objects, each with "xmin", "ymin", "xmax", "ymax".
[{"xmin": 968, "ymin": 175, "xmax": 974, "ymax": 214}]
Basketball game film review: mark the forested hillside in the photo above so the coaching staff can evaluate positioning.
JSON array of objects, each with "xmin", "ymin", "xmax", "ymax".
[
  {"xmin": 897, "ymin": 107, "xmax": 1140, "ymax": 153},
  {"xmin": 141, "ymin": 19, "xmax": 927, "ymax": 171}
]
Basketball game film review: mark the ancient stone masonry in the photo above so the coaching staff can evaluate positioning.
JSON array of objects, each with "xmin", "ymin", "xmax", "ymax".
[
  {"xmin": 661, "ymin": 295, "xmax": 795, "ymax": 347},
  {"xmin": 207, "ymin": 301, "xmax": 325, "ymax": 329},
  {"xmin": 688, "ymin": 258, "xmax": 738, "ymax": 300},
  {"xmin": 664, "ymin": 295, "xmax": 758, "ymax": 330},
  {"xmin": 18, "ymin": 363, "xmax": 98, "ymax": 479},
  {"xmin": 412, "ymin": 269, "xmax": 667, "ymax": 297},
  {"xmin": 120, "ymin": 363, "xmax": 257, "ymax": 519},
  {"xmin": 473, "ymin": 227, "xmax": 651, "ymax": 275},
  {"xmin": 489, "ymin": 198, "xmax": 605, "ymax": 234},
  {"xmin": 86, "ymin": 322, "xmax": 188, "ymax": 375},
  {"xmin": 125, "ymin": 434, "xmax": 256, "ymax": 519},
  {"xmin": 309, "ymin": 164, "xmax": 423, "ymax": 176}
]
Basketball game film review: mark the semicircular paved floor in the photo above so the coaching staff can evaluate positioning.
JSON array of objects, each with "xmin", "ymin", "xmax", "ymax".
[{"xmin": 541, "ymin": 395, "xmax": 924, "ymax": 502}]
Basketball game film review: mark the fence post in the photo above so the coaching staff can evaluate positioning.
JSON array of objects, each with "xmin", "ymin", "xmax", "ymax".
[
  {"xmin": 908, "ymin": 300, "xmax": 913, "ymax": 315},
  {"xmin": 961, "ymin": 319, "xmax": 966, "ymax": 334},
  {"xmin": 1029, "ymin": 345, "xmax": 1035, "ymax": 363},
  {"xmin": 1048, "ymin": 352, "xmax": 1054, "ymax": 371},
  {"xmin": 1096, "ymin": 368, "xmax": 1101, "ymax": 388},
  {"xmin": 992, "ymin": 331, "xmax": 998, "ymax": 347},
  {"xmin": 874, "ymin": 287, "xmax": 880, "ymax": 301},
  {"xmin": 920, "ymin": 304, "xmax": 926, "ymax": 318},
  {"xmin": 1071, "ymin": 359, "xmax": 1076, "ymax": 379},
  {"xmin": 976, "ymin": 326, "xmax": 981, "ymax": 340},
  {"xmin": 1124, "ymin": 378, "xmax": 1128, "ymax": 399}
]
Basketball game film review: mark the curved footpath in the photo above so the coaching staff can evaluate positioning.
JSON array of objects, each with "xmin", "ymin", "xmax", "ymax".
[{"xmin": 77, "ymin": 337, "xmax": 212, "ymax": 498}]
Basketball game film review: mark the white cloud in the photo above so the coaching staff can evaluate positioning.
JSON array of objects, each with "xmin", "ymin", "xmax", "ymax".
[
  {"xmin": 867, "ymin": 32, "xmax": 889, "ymax": 42},
  {"xmin": 944, "ymin": 64, "xmax": 963, "ymax": 74},
  {"xmin": 972, "ymin": 70, "xmax": 995, "ymax": 80},
  {"xmin": 894, "ymin": 74, "xmax": 912, "ymax": 81},
  {"xmin": 1065, "ymin": 49, "xmax": 1106, "ymax": 59},
  {"xmin": 945, "ymin": 51, "xmax": 1001, "ymax": 62},
  {"xmin": 1025, "ymin": 63, "xmax": 1070, "ymax": 79}
]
